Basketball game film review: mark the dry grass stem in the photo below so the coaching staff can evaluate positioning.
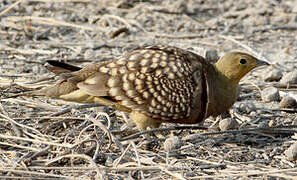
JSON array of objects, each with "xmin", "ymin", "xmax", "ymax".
[{"xmin": 0, "ymin": 0, "xmax": 24, "ymax": 17}]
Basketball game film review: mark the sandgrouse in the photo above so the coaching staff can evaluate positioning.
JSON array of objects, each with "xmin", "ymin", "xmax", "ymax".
[{"xmin": 31, "ymin": 45, "xmax": 269, "ymax": 130}]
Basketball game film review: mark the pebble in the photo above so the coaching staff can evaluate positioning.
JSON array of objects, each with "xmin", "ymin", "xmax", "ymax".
[
  {"xmin": 205, "ymin": 49, "xmax": 220, "ymax": 64},
  {"xmin": 261, "ymin": 87, "xmax": 280, "ymax": 102},
  {"xmin": 237, "ymin": 101, "xmax": 256, "ymax": 114},
  {"xmin": 185, "ymin": 171, "xmax": 196, "ymax": 177},
  {"xmin": 268, "ymin": 120, "xmax": 276, "ymax": 127},
  {"xmin": 164, "ymin": 136, "xmax": 182, "ymax": 151},
  {"xmin": 263, "ymin": 67, "xmax": 283, "ymax": 82},
  {"xmin": 84, "ymin": 49, "xmax": 96, "ymax": 59},
  {"xmin": 219, "ymin": 118, "xmax": 238, "ymax": 131},
  {"xmin": 280, "ymin": 70, "xmax": 297, "ymax": 84},
  {"xmin": 279, "ymin": 96, "xmax": 297, "ymax": 108},
  {"xmin": 284, "ymin": 142, "xmax": 297, "ymax": 161},
  {"xmin": 249, "ymin": 111, "xmax": 257, "ymax": 117}
]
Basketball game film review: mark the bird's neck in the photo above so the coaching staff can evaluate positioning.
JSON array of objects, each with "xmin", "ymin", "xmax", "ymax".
[{"xmin": 207, "ymin": 66, "xmax": 239, "ymax": 117}]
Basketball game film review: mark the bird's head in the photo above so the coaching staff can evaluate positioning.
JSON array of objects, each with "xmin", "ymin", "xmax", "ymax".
[{"xmin": 215, "ymin": 52, "xmax": 270, "ymax": 84}]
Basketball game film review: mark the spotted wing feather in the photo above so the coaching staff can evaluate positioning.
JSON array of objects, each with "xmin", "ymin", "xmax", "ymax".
[
  {"xmin": 86, "ymin": 45, "xmax": 207, "ymax": 123},
  {"xmin": 40, "ymin": 46, "xmax": 208, "ymax": 123}
]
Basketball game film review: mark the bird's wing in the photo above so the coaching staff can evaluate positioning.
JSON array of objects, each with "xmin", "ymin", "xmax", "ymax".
[
  {"xmin": 133, "ymin": 45, "xmax": 206, "ymax": 121},
  {"xmin": 41, "ymin": 46, "xmax": 207, "ymax": 121}
]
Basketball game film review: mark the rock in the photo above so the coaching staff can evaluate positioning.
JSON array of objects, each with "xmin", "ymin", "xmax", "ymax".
[
  {"xmin": 279, "ymin": 96, "xmax": 297, "ymax": 108},
  {"xmin": 249, "ymin": 111, "xmax": 257, "ymax": 117},
  {"xmin": 261, "ymin": 87, "xmax": 280, "ymax": 102},
  {"xmin": 268, "ymin": 120, "xmax": 276, "ymax": 127},
  {"xmin": 219, "ymin": 118, "xmax": 238, "ymax": 131},
  {"xmin": 263, "ymin": 68, "xmax": 283, "ymax": 82},
  {"xmin": 237, "ymin": 101, "xmax": 256, "ymax": 114},
  {"xmin": 280, "ymin": 71, "xmax": 297, "ymax": 84},
  {"xmin": 205, "ymin": 49, "xmax": 220, "ymax": 64},
  {"xmin": 185, "ymin": 171, "xmax": 196, "ymax": 177},
  {"xmin": 84, "ymin": 49, "xmax": 95, "ymax": 59},
  {"xmin": 164, "ymin": 136, "xmax": 182, "ymax": 151},
  {"xmin": 284, "ymin": 142, "xmax": 297, "ymax": 161}
]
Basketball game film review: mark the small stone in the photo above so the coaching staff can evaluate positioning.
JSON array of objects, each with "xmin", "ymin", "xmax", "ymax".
[
  {"xmin": 268, "ymin": 120, "xmax": 276, "ymax": 127},
  {"xmin": 238, "ymin": 101, "xmax": 256, "ymax": 114},
  {"xmin": 263, "ymin": 68, "xmax": 283, "ymax": 82},
  {"xmin": 284, "ymin": 142, "xmax": 297, "ymax": 161},
  {"xmin": 185, "ymin": 171, "xmax": 196, "ymax": 177},
  {"xmin": 84, "ymin": 49, "xmax": 95, "ymax": 59},
  {"xmin": 164, "ymin": 136, "xmax": 182, "ymax": 151},
  {"xmin": 205, "ymin": 49, "xmax": 220, "ymax": 64},
  {"xmin": 261, "ymin": 87, "xmax": 280, "ymax": 102},
  {"xmin": 249, "ymin": 111, "xmax": 257, "ymax": 117},
  {"xmin": 256, "ymin": 109, "xmax": 263, "ymax": 114},
  {"xmin": 32, "ymin": 65, "xmax": 41, "ymax": 73},
  {"xmin": 280, "ymin": 71, "xmax": 297, "ymax": 84},
  {"xmin": 105, "ymin": 155, "xmax": 114, "ymax": 166},
  {"xmin": 219, "ymin": 118, "xmax": 238, "ymax": 131},
  {"xmin": 280, "ymin": 96, "xmax": 297, "ymax": 108}
]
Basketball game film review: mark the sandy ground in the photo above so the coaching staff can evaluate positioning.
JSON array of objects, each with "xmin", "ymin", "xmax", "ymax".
[{"xmin": 0, "ymin": 0, "xmax": 297, "ymax": 179}]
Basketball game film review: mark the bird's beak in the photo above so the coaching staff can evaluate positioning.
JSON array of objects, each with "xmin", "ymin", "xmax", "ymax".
[{"xmin": 257, "ymin": 60, "xmax": 270, "ymax": 66}]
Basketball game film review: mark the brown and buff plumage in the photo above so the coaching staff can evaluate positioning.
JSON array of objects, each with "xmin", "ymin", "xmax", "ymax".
[{"xmin": 31, "ymin": 45, "xmax": 269, "ymax": 130}]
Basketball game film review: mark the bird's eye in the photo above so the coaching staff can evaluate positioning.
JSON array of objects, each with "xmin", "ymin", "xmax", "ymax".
[{"xmin": 240, "ymin": 59, "xmax": 247, "ymax": 64}]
